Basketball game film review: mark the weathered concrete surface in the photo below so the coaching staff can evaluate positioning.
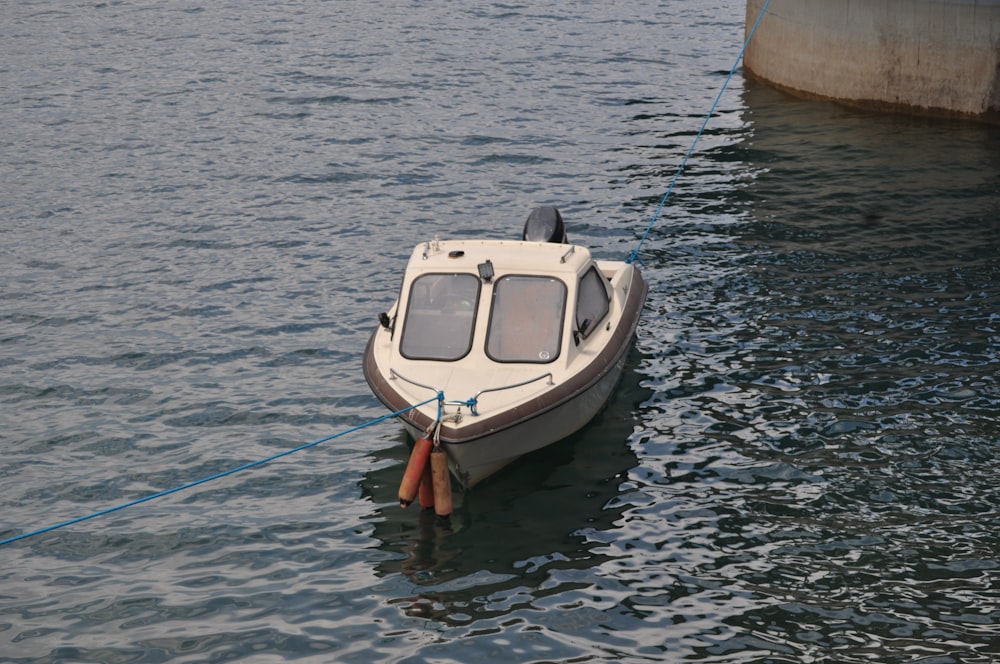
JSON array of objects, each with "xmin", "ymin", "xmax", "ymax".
[{"xmin": 744, "ymin": 0, "xmax": 1000, "ymax": 122}]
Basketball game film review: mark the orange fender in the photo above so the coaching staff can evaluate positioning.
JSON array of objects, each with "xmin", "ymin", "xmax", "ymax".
[
  {"xmin": 430, "ymin": 445, "xmax": 453, "ymax": 518},
  {"xmin": 418, "ymin": 462, "xmax": 435, "ymax": 510},
  {"xmin": 398, "ymin": 436, "xmax": 433, "ymax": 507}
]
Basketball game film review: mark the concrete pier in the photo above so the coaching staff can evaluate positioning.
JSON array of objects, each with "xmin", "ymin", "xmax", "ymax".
[{"xmin": 744, "ymin": 0, "xmax": 1000, "ymax": 122}]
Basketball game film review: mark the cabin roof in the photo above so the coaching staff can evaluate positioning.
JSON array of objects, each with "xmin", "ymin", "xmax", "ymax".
[{"xmin": 406, "ymin": 239, "xmax": 594, "ymax": 278}]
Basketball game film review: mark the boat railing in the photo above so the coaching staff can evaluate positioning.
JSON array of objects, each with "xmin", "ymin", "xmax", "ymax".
[
  {"xmin": 390, "ymin": 368, "xmax": 553, "ymax": 417},
  {"xmin": 389, "ymin": 368, "xmax": 439, "ymax": 396},
  {"xmin": 468, "ymin": 373, "xmax": 554, "ymax": 416},
  {"xmin": 389, "ymin": 368, "xmax": 474, "ymax": 415}
]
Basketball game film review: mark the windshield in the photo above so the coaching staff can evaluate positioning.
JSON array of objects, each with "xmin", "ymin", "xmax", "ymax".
[
  {"xmin": 400, "ymin": 273, "xmax": 480, "ymax": 360},
  {"xmin": 486, "ymin": 275, "xmax": 566, "ymax": 363}
]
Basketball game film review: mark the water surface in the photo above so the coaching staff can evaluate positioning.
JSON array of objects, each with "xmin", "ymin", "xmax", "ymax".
[{"xmin": 2, "ymin": 1, "xmax": 998, "ymax": 662}]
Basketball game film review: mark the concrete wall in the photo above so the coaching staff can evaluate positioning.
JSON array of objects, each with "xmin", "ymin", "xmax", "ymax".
[{"xmin": 744, "ymin": 0, "xmax": 1000, "ymax": 122}]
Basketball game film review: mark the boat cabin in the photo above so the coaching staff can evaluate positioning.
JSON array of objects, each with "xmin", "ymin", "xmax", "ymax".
[{"xmin": 384, "ymin": 238, "xmax": 617, "ymax": 380}]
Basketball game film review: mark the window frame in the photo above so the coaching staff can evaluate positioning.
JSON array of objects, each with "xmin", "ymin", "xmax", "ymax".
[
  {"xmin": 485, "ymin": 274, "xmax": 567, "ymax": 364},
  {"xmin": 575, "ymin": 265, "xmax": 611, "ymax": 341},
  {"xmin": 398, "ymin": 272, "xmax": 481, "ymax": 361}
]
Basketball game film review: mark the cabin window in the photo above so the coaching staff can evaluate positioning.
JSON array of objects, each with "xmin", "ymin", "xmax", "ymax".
[
  {"xmin": 486, "ymin": 275, "xmax": 566, "ymax": 363},
  {"xmin": 400, "ymin": 273, "xmax": 480, "ymax": 360},
  {"xmin": 576, "ymin": 266, "xmax": 610, "ymax": 340}
]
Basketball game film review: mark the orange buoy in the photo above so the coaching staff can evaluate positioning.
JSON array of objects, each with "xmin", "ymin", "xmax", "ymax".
[
  {"xmin": 398, "ymin": 436, "xmax": 433, "ymax": 507},
  {"xmin": 417, "ymin": 462, "xmax": 435, "ymax": 510},
  {"xmin": 430, "ymin": 445, "xmax": 453, "ymax": 518}
]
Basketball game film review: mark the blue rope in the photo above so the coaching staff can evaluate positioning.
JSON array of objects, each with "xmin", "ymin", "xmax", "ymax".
[
  {"xmin": 0, "ymin": 396, "xmax": 440, "ymax": 547},
  {"xmin": 443, "ymin": 396, "xmax": 478, "ymax": 416},
  {"xmin": 626, "ymin": 0, "xmax": 772, "ymax": 264}
]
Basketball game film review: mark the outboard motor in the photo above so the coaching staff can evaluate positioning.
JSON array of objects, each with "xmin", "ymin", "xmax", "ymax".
[{"xmin": 522, "ymin": 206, "xmax": 567, "ymax": 244}]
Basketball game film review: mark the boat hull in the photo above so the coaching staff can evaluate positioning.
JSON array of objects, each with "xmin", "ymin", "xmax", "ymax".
[
  {"xmin": 364, "ymin": 261, "xmax": 647, "ymax": 488},
  {"xmin": 405, "ymin": 336, "xmax": 632, "ymax": 487}
]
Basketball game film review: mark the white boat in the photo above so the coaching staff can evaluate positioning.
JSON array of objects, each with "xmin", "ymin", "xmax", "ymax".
[{"xmin": 363, "ymin": 207, "xmax": 647, "ymax": 489}]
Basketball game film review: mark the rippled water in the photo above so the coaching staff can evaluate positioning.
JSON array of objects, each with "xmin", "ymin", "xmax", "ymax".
[{"xmin": 2, "ymin": 1, "xmax": 998, "ymax": 662}]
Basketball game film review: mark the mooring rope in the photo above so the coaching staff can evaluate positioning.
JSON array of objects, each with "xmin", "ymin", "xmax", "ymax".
[
  {"xmin": 626, "ymin": 0, "xmax": 772, "ymax": 264},
  {"xmin": 0, "ymin": 395, "xmax": 442, "ymax": 547}
]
